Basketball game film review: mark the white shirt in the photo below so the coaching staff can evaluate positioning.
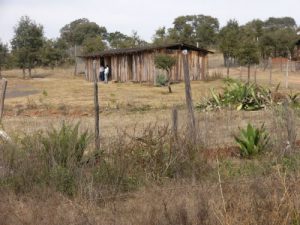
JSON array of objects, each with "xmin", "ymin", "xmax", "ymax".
[
  {"xmin": 99, "ymin": 66, "xmax": 104, "ymax": 72},
  {"xmin": 104, "ymin": 67, "xmax": 109, "ymax": 74}
]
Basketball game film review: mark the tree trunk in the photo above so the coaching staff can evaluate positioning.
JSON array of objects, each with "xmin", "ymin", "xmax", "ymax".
[
  {"xmin": 239, "ymin": 66, "xmax": 242, "ymax": 81},
  {"xmin": 227, "ymin": 63, "xmax": 230, "ymax": 78},
  {"xmin": 22, "ymin": 68, "xmax": 26, "ymax": 79},
  {"xmin": 0, "ymin": 66, "xmax": 2, "ymax": 79},
  {"xmin": 167, "ymin": 70, "xmax": 172, "ymax": 93},
  {"xmin": 247, "ymin": 64, "xmax": 250, "ymax": 83},
  {"xmin": 28, "ymin": 68, "xmax": 32, "ymax": 78},
  {"xmin": 227, "ymin": 58, "xmax": 230, "ymax": 78}
]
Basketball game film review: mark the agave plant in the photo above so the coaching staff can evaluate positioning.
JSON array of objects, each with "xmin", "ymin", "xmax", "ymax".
[
  {"xmin": 288, "ymin": 91, "xmax": 300, "ymax": 106},
  {"xmin": 196, "ymin": 79, "xmax": 273, "ymax": 111},
  {"xmin": 234, "ymin": 123, "xmax": 269, "ymax": 157}
]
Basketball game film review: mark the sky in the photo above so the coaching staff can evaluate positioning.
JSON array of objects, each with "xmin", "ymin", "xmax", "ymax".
[{"xmin": 0, "ymin": 0, "xmax": 300, "ymax": 45}]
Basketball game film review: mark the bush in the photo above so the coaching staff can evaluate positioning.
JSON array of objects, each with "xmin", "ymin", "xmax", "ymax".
[
  {"xmin": 41, "ymin": 122, "xmax": 90, "ymax": 169},
  {"xmin": 234, "ymin": 123, "xmax": 270, "ymax": 157},
  {"xmin": 197, "ymin": 79, "xmax": 273, "ymax": 111},
  {"xmin": 0, "ymin": 122, "xmax": 91, "ymax": 195},
  {"xmin": 156, "ymin": 74, "xmax": 168, "ymax": 86}
]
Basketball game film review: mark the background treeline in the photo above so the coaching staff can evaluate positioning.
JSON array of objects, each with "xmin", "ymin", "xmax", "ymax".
[{"xmin": 0, "ymin": 15, "xmax": 299, "ymax": 76}]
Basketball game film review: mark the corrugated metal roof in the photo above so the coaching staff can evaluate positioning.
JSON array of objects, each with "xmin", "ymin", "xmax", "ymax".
[{"xmin": 78, "ymin": 43, "xmax": 213, "ymax": 58}]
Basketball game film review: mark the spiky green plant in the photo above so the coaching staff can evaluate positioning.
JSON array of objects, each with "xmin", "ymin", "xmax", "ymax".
[
  {"xmin": 196, "ymin": 79, "xmax": 273, "ymax": 111},
  {"xmin": 234, "ymin": 123, "xmax": 269, "ymax": 157},
  {"xmin": 42, "ymin": 122, "xmax": 90, "ymax": 169}
]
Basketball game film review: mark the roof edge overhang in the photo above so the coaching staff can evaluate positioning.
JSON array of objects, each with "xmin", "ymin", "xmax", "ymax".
[{"xmin": 78, "ymin": 43, "xmax": 213, "ymax": 58}]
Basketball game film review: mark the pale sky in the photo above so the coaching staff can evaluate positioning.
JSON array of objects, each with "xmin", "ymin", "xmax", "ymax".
[{"xmin": 0, "ymin": 0, "xmax": 299, "ymax": 45}]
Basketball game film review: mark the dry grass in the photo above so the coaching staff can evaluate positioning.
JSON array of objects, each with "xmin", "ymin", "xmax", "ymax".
[
  {"xmin": 2, "ymin": 67, "xmax": 223, "ymax": 112},
  {"xmin": 2, "ymin": 172, "xmax": 300, "ymax": 225},
  {"xmin": 2, "ymin": 66, "xmax": 300, "ymax": 224}
]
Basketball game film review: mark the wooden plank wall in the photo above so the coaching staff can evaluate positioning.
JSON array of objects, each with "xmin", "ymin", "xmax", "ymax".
[{"xmin": 84, "ymin": 50, "xmax": 208, "ymax": 83}]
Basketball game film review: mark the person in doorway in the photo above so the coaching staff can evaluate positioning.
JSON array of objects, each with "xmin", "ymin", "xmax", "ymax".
[
  {"xmin": 99, "ymin": 65, "xmax": 104, "ymax": 81},
  {"xmin": 104, "ymin": 65, "xmax": 109, "ymax": 83}
]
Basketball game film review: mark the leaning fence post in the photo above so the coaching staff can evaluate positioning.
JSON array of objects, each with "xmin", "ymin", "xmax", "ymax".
[
  {"xmin": 0, "ymin": 78, "xmax": 8, "ymax": 123},
  {"xmin": 93, "ymin": 60, "xmax": 100, "ymax": 150},
  {"xmin": 182, "ymin": 50, "xmax": 196, "ymax": 144}
]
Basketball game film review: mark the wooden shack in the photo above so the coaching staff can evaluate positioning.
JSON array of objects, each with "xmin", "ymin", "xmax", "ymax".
[{"xmin": 79, "ymin": 43, "xmax": 212, "ymax": 83}]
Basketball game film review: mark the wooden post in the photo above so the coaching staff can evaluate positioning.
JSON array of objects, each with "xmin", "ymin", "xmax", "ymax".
[
  {"xmin": 254, "ymin": 64, "xmax": 257, "ymax": 84},
  {"xmin": 285, "ymin": 58, "xmax": 289, "ymax": 89},
  {"xmin": 93, "ymin": 60, "xmax": 100, "ymax": 150},
  {"xmin": 0, "ymin": 79, "xmax": 7, "ymax": 123},
  {"xmin": 171, "ymin": 107, "xmax": 178, "ymax": 140},
  {"xmin": 269, "ymin": 57, "xmax": 272, "ymax": 85},
  {"xmin": 182, "ymin": 50, "xmax": 196, "ymax": 143}
]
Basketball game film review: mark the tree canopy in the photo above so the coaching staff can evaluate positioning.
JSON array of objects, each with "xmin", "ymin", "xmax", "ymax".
[
  {"xmin": 11, "ymin": 16, "xmax": 44, "ymax": 78},
  {"xmin": 0, "ymin": 41, "xmax": 8, "ymax": 77},
  {"xmin": 154, "ymin": 54, "xmax": 177, "ymax": 93}
]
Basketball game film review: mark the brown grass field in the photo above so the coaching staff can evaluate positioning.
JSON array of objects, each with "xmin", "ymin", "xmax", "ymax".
[{"xmin": 2, "ymin": 63, "xmax": 300, "ymax": 224}]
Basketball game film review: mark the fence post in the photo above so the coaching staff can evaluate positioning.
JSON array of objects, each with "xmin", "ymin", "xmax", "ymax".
[
  {"xmin": 182, "ymin": 50, "xmax": 196, "ymax": 144},
  {"xmin": 254, "ymin": 64, "xmax": 257, "ymax": 84},
  {"xmin": 171, "ymin": 107, "xmax": 178, "ymax": 140},
  {"xmin": 285, "ymin": 59, "xmax": 289, "ymax": 89},
  {"xmin": 269, "ymin": 57, "xmax": 272, "ymax": 85},
  {"xmin": 93, "ymin": 60, "xmax": 100, "ymax": 150},
  {"xmin": 0, "ymin": 79, "xmax": 7, "ymax": 123}
]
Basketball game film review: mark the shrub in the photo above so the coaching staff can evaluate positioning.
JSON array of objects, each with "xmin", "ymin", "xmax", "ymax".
[
  {"xmin": 41, "ymin": 122, "xmax": 90, "ymax": 169},
  {"xmin": 196, "ymin": 79, "xmax": 273, "ymax": 111},
  {"xmin": 0, "ymin": 122, "xmax": 91, "ymax": 196},
  {"xmin": 156, "ymin": 74, "xmax": 167, "ymax": 86},
  {"xmin": 234, "ymin": 123, "xmax": 269, "ymax": 157}
]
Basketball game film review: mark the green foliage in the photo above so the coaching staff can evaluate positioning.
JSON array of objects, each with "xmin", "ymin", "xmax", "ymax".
[
  {"xmin": 156, "ymin": 74, "xmax": 167, "ymax": 86},
  {"xmin": 0, "ymin": 122, "xmax": 90, "ymax": 196},
  {"xmin": 234, "ymin": 123, "xmax": 269, "ymax": 157},
  {"xmin": 40, "ymin": 39, "xmax": 68, "ymax": 68},
  {"xmin": 197, "ymin": 79, "xmax": 273, "ymax": 111},
  {"xmin": 60, "ymin": 18, "xmax": 107, "ymax": 46},
  {"xmin": 108, "ymin": 30, "xmax": 148, "ymax": 49},
  {"xmin": 0, "ymin": 41, "xmax": 8, "ymax": 74},
  {"xmin": 154, "ymin": 54, "xmax": 177, "ymax": 72},
  {"xmin": 168, "ymin": 15, "xmax": 219, "ymax": 48},
  {"xmin": 82, "ymin": 36, "xmax": 106, "ymax": 54},
  {"xmin": 11, "ymin": 16, "xmax": 44, "ymax": 75},
  {"xmin": 218, "ymin": 20, "xmax": 240, "ymax": 66},
  {"xmin": 41, "ymin": 122, "xmax": 90, "ymax": 168}
]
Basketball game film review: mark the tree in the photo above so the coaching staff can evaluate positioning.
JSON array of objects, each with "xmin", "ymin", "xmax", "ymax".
[
  {"xmin": 0, "ymin": 41, "xmax": 8, "ymax": 78},
  {"xmin": 154, "ymin": 54, "xmax": 177, "ymax": 93},
  {"xmin": 237, "ymin": 33, "xmax": 260, "ymax": 82},
  {"xmin": 82, "ymin": 36, "xmax": 106, "ymax": 54},
  {"xmin": 60, "ymin": 18, "xmax": 107, "ymax": 47},
  {"xmin": 11, "ymin": 16, "xmax": 44, "ymax": 78},
  {"xmin": 40, "ymin": 39, "xmax": 68, "ymax": 69},
  {"xmin": 108, "ymin": 30, "xmax": 147, "ymax": 49},
  {"xmin": 152, "ymin": 27, "xmax": 172, "ymax": 45},
  {"xmin": 166, "ymin": 15, "xmax": 219, "ymax": 48},
  {"xmin": 218, "ymin": 19, "xmax": 240, "ymax": 77}
]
